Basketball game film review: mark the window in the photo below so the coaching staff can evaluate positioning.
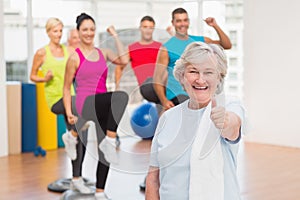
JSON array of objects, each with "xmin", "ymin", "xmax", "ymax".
[
  {"xmin": 229, "ymin": 57, "xmax": 238, "ymax": 67},
  {"xmin": 228, "ymin": 71, "xmax": 238, "ymax": 81},
  {"xmin": 6, "ymin": 61, "xmax": 27, "ymax": 82}
]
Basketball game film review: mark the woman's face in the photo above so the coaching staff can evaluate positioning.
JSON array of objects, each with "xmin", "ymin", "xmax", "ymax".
[
  {"xmin": 78, "ymin": 19, "xmax": 95, "ymax": 45},
  {"xmin": 48, "ymin": 24, "xmax": 63, "ymax": 44},
  {"xmin": 182, "ymin": 60, "xmax": 220, "ymax": 109}
]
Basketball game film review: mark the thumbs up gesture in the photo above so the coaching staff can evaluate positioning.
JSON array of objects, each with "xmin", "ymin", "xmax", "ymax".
[
  {"xmin": 210, "ymin": 98, "xmax": 228, "ymax": 131},
  {"xmin": 210, "ymin": 98, "xmax": 242, "ymax": 141}
]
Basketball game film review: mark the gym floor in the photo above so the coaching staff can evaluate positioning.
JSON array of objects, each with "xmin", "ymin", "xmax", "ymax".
[{"xmin": 1, "ymin": 136, "xmax": 300, "ymax": 200}]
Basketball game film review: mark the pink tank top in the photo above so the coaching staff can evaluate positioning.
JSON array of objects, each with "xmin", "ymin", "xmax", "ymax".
[{"xmin": 74, "ymin": 48, "xmax": 108, "ymax": 115}]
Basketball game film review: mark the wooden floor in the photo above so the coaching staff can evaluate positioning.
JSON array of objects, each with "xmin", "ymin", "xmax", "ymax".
[{"xmin": 1, "ymin": 137, "xmax": 300, "ymax": 200}]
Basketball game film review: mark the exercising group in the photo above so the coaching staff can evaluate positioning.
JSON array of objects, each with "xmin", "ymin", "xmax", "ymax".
[{"xmin": 30, "ymin": 7, "xmax": 243, "ymax": 200}]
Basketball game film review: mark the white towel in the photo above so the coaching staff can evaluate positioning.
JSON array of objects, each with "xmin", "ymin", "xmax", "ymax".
[{"xmin": 189, "ymin": 93, "xmax": 225, "ymax": 200}]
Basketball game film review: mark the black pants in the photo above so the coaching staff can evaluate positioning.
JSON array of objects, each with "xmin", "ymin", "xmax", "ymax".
[
  {"xmin": 81, "ymin": 91, "xmax": 129, "ymax": 189},
  {"xmin": 71, "ymin": 129, "xmax": 88, "ymax": 177},
  {"xmin": 170, "ymin": 94, "xmax": 189, "ymax": 106},
  {"xmin": 140, "ymin": 77, "xmax": 189, "ymax": 108},
  {"xmin": 140, "ymin": 77, "xmax": 164, "ymax": 114},
  {"xmin": 51, "ymin": 97, "xmax": 87, "ymax": 178},
  {"xmin": 51, "ymin": 97, "xmax": 86, "ymax": 131},
  {"xmin": 139, "ymin": 77, "xmax": 160, "ymax": 104}
]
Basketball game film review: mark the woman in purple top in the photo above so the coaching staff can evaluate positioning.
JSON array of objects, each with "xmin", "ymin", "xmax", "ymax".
[{"xmin": 63, "ymin": 13, "xmax": 129, "ymax": 199}]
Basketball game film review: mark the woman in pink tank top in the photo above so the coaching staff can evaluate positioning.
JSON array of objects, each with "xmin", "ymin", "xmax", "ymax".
[{"xmin": 63, "ymin": 13, "xmax": 129, "ymax": 199}]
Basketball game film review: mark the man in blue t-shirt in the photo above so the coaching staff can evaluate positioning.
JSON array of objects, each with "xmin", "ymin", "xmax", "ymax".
[{"xmin": 153, "ymin": 7, "xmax": 232, "ymax": 112}]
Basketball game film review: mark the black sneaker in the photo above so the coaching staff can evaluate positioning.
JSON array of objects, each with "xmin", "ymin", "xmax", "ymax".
[{"xmin": 139, "ymin": 177, "xmax": 146, "ymax": 191}]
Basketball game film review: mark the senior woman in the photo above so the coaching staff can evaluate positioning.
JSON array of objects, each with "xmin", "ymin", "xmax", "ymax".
[{"xmin": 145, "ymin": 42, "xmax": 245, "ymax": 200}]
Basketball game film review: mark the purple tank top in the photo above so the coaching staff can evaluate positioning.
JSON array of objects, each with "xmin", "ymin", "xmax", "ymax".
[{"xmin": 74, "ymin": 48, "xmax": 108, "ymax": 116}]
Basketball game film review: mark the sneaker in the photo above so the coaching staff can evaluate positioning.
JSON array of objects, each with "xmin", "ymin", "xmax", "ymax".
[
  {"xmin": 95, "ymin": 192, "xmax": 111, "ymax": 200},
  {"xmin": 80, "ymin": 122, "xmax": 90, "ymax": 132},
  {"xmin": 139, "ymin": 177, "xmax": 146, "ymax": 191},
  {"xmin": 115, "ymin": 134, "xmax": 121, "ymax": 148},
  {"xmin": 99, "ymin": 136, "xmax": 119, "ymax": 164},
  {"xmin": 70, "ymin": 177, "xmax": 94, "ymax": 194},
  {"xmin": 62, "ymin": 132, "xmax": 78, "ymax": 160}
]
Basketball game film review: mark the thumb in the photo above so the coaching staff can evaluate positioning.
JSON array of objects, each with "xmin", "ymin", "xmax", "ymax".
[{"xmin": 211, "ymin": 98, "xmax": 217, "ymax": 108}]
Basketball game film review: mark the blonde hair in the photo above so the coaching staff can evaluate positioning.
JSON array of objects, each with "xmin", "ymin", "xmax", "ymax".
[
  {"xmin": 174, "ymin": 42, "xmax": 227, "ymax": 94},
  {"xmin": 45, "ymin": 17, "xmax": 63, "ymax": 33}
]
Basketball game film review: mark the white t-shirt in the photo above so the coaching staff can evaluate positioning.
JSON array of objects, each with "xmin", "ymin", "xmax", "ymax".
[{"xmin": 149, "ymin": 99, "xmax": 244, "ymax": 200}]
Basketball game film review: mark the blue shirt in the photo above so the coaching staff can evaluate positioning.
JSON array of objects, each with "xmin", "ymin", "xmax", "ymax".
[{"xmin": 164, "ymin": 35, "xmax": 205, "ymax": 100}]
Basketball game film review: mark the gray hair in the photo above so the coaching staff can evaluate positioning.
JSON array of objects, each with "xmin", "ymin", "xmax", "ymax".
[{"xmin": 173, "ymin": 41, "xmax": 227, "ymax": 94}]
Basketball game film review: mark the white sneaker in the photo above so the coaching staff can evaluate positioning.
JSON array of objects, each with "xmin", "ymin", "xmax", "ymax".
[
  {"xmin": 70, "ymin": 177, "xmax": 94, "ymax": 194},
  {"xmin": 95, "ymin": 192, "xmax": 111, "ymax": 200},
  {"xmin": 62, "ymin": 131, "xmax": 78, "ymax": 160},
  {"xmin": 99, "ymin": 136, "xmax": 119, "ymax": 164},
  {"xmin": 80, "ymin": 122, "xmax": 90, "ymax": 132}
]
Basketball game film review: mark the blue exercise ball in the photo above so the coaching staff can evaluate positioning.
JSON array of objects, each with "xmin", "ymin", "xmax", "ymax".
[{"xmin": 130, "ymin": 103, "xmax": 158, "ymax": 139}]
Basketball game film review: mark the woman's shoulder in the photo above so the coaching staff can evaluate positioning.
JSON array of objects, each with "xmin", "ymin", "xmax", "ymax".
[
  {"xmin": 98, "ymin": 47, "xmax": 107, "ymax": 54},
  {"xmin": 35, "ymin": 47, "xmax": 46, "ymax": 57}
]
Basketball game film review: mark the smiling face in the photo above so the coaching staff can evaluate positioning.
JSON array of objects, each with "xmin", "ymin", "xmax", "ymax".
[
  {"xmin": 78, "ymin": 19, "xmax": 95, "ymax": 46},
  {"xmin": 48, "ymin": 23, "xmax": 63, "ymax": 45},
  {"xmin": 182, "ymin": 60, "xmax": 220, "ymax": 109},
  {"xmin": 172, "ymin": 13, "xmax": 189, "ymax": 36},
  {"xmin": 68, "ymin": 29, "xmax": 80, "ymax": 49},
  {"xmin": 140, "ymin": 20, "xmax": 155, "ymax": 42}
]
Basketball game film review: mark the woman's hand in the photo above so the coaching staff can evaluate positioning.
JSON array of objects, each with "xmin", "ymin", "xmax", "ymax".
[
  {"xmin": 210, "ymin": 98, "xmax": 227, "ymax": 131},
  {"xmin": 44, "ymin": 70, "xmax": 54, "ymax": 82},
  {"xmin": 67, "ymin": 114, "xmax": 78, "ymax": 125},
  {"xmin": 210, "ymin": 98, "xmax": 241, "ymax": 141}
]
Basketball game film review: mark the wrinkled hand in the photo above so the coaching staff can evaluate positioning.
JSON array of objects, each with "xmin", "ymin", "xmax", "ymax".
[
  {"xmin": 67, "ymin": 114, "xmax": 78, "ymax": 125},
  {"xmin": 107, "ymin": 25, "xmax": 118, "ymax": 36},
  {"xmin": 210, "ymin": 98, "xmax": 228, "ymax": 132},
  {"xmin": 204, "ymin": 17, "xmax": 217, "ymax": 27},
  {"xmin": 44, "ymin": 70, "xmax": 53, "ymax": 82}
]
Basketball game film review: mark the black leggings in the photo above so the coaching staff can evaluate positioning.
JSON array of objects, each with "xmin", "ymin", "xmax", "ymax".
[
  {"xmin": 81, "ymin": 91, "xmax": 129, "ymax": 189},
  {"xmin": 51, "ymin": 97, "xmax": 86, "ymax": 131},
  {"xmin": 51, "ymin": 97, "xmax": 87, "ymax": 177}
]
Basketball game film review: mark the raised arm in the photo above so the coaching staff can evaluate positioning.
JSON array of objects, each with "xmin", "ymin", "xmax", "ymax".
[
  {"xmin": 145, "ymin": 166, "xmax": 160, "ymax": 200},
  {"xmin": 203, "ymin": 17, "xmax": 232, "ymax": 50},
  {"xmin": 105, "ymin": 26, "xmax": 129, "ymax": 65},
  {"xmin": 114, "ymin": 64, "xmax": 127, "ymax": 90},
  {"xmin": 63, "ymin": 53, "xmax": 79, "ymax": 125},
  {"xmin": 30, "ymin": 48, "xmax": 53, "ymax": 82},
  {"xmin": 153, "ymin": 47, "xmax": 174, "ymax": 111}
]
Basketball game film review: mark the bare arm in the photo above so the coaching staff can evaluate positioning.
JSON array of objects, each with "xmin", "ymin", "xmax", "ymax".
[
  {"xmin": 153, "ymin": 47, "xmax": 174, "ymax": 110},
  {"xmin": 203, "ymin": 17, "xmax": 232, "ymax": 50},
  {"xmin": 63, "ymin": 53, "xmax": 79, "ymax": 125},
  {"xmin": 106, "ymin": 26, "xmax": 129, "ymax": 65},
  {"xmin": 145, "ymin": 166, "xmax": 160, "ymax": 200},
  {"xmin": 30, "ymin": 48, "xmax": 53, "ymax": 82},
  {"xmin": 114, "ymin": 64, "xmax": 127, "ymax": 90}
]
